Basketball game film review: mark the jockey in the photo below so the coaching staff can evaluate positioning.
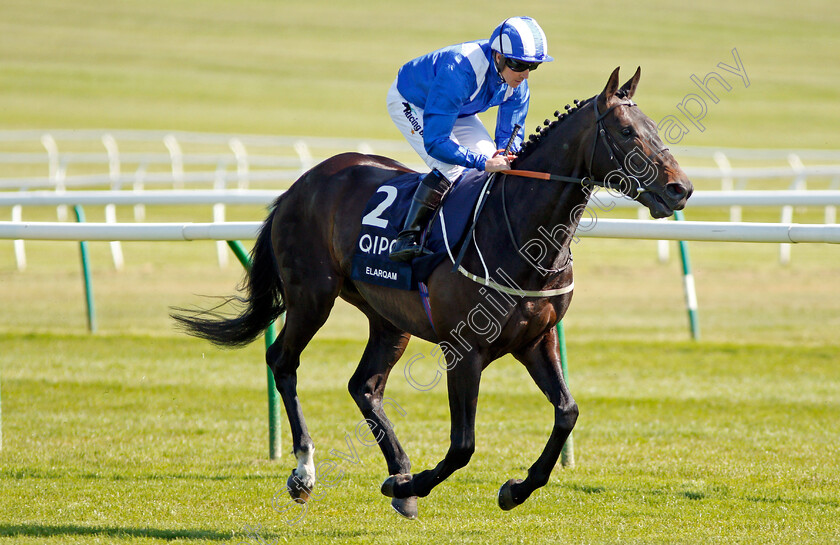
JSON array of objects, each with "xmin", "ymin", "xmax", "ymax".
[{"xmin": 386, "ymin": 16, "xmax": 553, "ymax": 262}]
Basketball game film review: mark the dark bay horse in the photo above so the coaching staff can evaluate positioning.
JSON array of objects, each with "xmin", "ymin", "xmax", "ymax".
[{"xmin": 173, "ymin": 67, "xmax": 692, "ymax": 519}]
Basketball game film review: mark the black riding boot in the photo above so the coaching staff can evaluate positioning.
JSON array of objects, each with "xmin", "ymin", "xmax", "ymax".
[{"xmin": 389, "ymin": 169, "xmax": 452, "ymax": 262}]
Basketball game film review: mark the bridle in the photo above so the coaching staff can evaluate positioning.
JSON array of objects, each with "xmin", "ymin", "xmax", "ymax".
[
  {"xmin": 588, "ymin": 98, "xmax": 671, "ymax": 196},
  {"xmin": 500, "ymin": 96, "xmax": 669, "ymax": 273},
  {"xmin": 450, "ymin": 96, "xmax": 672, "ymax": 290},
  {"xmin": 589, "ymin": 99, "xmax": 642, "ymax": 193},
  {"xmin": 506, "ymin": 95, "xmax": 669, "ymax": 197}
]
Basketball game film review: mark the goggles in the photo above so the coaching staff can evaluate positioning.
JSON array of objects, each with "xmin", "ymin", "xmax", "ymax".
[{"xmin": 504, "ymin": 57, "xmax": 541, "ymax": 72}]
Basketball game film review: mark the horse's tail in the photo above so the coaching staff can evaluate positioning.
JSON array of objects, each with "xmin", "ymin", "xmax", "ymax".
[{"xmin": 171, "ymin": 206, "xmax": 285, "ymax": 348}]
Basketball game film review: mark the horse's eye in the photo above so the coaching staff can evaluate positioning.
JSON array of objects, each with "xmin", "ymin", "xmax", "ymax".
[{"xmin": 621, "ymin": 127, "xmax": 634, "ymax": 137}]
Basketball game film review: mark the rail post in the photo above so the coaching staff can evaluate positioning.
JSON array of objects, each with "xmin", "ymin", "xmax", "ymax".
[
  {"xmin": 674, "ymin": 210, "xmax": 700, "ymax": 340},
  {"xmin": 213, "ymin": 161, "xmax": 230, "ymax": 268},
  {"xmin": 73, "ymin": 205, "xmax": 97, "ymax": 333},
  {"xmin": 11, "ymin": 204, "xmax": 26, "ymax": 271},
  {"xmin": 780, "ymin": 154, "xmax": 807, "ymax": 265},
  {"xmin": 102, "ymin": 134, "xmax": 125, "ymax": 271},
  {"xmin": 164, "ymin": 135, "xmax": 185, "ymax": 190},
  {"xmin": 227, "ymin": 240, "xmax": 283, "ymax": 461}
]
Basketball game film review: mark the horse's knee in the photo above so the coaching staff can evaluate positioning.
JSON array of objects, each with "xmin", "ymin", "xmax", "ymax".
[
  {"xmin": 347, "ymin": 371, "xmax": 365, "ymax": 397},
  {"xmin": 347, "ymin": 376, "xmax": 376, "ymax": 410},
  {"xmin": 347, "ymin": 376, "xmax": 359, "ymax": 399}
]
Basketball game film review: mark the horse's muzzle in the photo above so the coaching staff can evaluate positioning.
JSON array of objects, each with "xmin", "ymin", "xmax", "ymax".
[{"xmin": 638, "ymin": 179, "xmax": 693, "ymax": 218}]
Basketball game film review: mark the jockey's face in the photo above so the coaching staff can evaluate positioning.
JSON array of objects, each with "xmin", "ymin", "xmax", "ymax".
[{"xmin": 494, "ymin": 52, "xmax": 531, "ymax": 88}]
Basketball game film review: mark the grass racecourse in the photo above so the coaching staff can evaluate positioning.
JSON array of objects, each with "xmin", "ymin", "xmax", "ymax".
[{"xmin": 1, "ymin": 0, "xmax": 840, "ymax": 543}]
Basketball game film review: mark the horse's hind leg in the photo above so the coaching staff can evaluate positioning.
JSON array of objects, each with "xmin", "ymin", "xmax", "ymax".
[
  {"xmin": 498, "ymin": 328, "xmax": 578, "ymax": 510},
  {"xmin": 347, "ymin": 316, "xmax": 417, "ymax": 518},
  {"xmin": 267, "ymin": 276, "xmax": 341, "ymax": 503}
]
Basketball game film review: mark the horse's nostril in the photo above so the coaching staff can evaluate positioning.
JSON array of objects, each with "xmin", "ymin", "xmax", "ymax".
[{"xmin": 666, "ymin": 183, "xmax": 687, "ymax": 200}]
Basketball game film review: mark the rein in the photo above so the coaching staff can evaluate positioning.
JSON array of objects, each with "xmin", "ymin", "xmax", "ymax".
[{"xmin": 503, "ymin": 168, "xmax": 616, "ymax": 188}]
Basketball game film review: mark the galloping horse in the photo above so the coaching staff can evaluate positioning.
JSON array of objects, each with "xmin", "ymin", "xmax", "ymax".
[{"xmin": 173, "ymin": 67, "xmax": 692, "ymax": 519}]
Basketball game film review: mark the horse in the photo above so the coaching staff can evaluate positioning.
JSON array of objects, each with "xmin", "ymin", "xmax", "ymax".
[{"xmin": 172, "ymin": 67, "xmax": 693, "ymax": 519}]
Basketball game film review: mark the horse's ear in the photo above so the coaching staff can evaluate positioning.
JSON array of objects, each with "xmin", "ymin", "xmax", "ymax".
[
  {"xmin": 619, "ymin": 66, "xmax": 641, "ymax": 100},
  {"xmin": 599, "ymin": 67, "xmax": 621, "ymax": 110}
]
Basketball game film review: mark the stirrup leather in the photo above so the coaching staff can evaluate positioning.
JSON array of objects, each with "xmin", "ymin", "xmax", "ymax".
[{"xmin": 389, "ymin": 170, "xmax": 451, "ymax": 262}]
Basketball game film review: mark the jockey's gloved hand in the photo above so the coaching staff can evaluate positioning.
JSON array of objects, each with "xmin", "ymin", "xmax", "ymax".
[{"xmin": 485, "ymin": 150, "xmax": 516, "ymax": 172}]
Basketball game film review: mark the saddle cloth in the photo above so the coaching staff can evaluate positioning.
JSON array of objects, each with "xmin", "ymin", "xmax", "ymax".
[{"xmin": 350, "ymin": 170, "xmax": 488, "ymax": 290}]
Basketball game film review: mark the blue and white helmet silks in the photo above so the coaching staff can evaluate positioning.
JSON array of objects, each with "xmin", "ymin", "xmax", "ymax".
[{"xmin": 489, "ymin": 16, "xmax": 554, "ymax": 63}]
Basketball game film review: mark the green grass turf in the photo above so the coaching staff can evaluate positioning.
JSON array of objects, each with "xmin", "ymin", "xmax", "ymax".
[
  {"xmin": 1, "ymin": 224, "xmax": 839, "ymax": 543},
  {"xmin": 1, "ymin": 332, "xmax": 838, "ymax": 544}
]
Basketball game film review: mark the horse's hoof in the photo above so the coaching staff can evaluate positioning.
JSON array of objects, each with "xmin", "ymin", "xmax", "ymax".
[
  {"xmin": 381, "ymin": 473, "xmax": 411, "ymax": 498},
  {"xmin": 497, "ymin": 478, "xmax": 524, "ymax": 511},
  {"xmin": 391, "ymin": 496, "xmax": 419, "ymax": 519},
  {"xmin": 287, "ymin": 470, "xmax": 312, "ymax": 503}
]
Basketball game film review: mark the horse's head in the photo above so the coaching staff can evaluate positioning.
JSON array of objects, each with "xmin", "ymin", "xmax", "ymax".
[{"xmin": 589, "ymin": 67, "xmax": 693, "ymax": 218}]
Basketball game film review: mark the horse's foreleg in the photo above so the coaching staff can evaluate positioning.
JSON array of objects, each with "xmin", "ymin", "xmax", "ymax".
[
  {"xmin": 381, "ymin": 355, "xmax": 482, "ymax": 500},
  {"xmin": 499, "ymin": 328, "xmax": 578, "ymax": 510},
  {"xmin": 348, "ymin": 318, "xmax": 416, "ymax": 518}
]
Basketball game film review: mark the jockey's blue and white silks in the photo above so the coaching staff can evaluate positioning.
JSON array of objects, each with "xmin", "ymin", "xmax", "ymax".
[{"xmin": 393, "ymin": 40, "xmax": 529, "ymax": 172}]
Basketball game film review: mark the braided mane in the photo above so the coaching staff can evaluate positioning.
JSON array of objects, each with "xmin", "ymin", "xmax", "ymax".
[{"xmin": 512, "ymin": 95, "xmax": 595, "ymax": 167}]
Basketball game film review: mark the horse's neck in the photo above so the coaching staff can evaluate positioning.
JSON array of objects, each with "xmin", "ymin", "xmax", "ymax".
[{"xmin": 501, "ymin": 121, "xmax": 593, "ymax": 255}]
